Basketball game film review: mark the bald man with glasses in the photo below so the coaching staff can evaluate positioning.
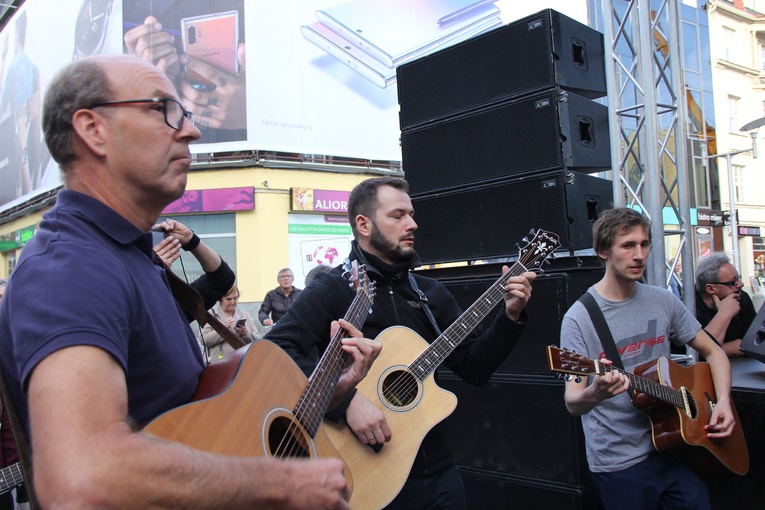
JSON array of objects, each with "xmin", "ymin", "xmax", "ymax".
[
  {"xmin": 0, "ymin": 55, "xmax": 371, "ymax": 509},
  {"xmin": 695, "ymin": 252, "xmax": 758, "ymax": 357}
]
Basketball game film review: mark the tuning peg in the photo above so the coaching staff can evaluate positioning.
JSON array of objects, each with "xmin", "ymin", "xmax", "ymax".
[{"xmin": 575, "ymin": 376, "xmax": 582, "ymax": 383}]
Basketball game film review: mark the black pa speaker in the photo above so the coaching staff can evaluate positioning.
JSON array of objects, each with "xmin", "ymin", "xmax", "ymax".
[
  {"xmin": 439, "ymin": 374, "xmax": 592, "ymax": 486},
  {"xmin": 402, "ymin": 88, "xmax": 611, "ymax": 197},
  {"xmin": 741, "ymin": 303, "xmax": 765, "ymax": 363},
  {"xmin": 457, "ymin": 466, "xmax": 598, "ymax": 510},
  {"xmin": 397, "ymin": 8, "xmax": 606, "ymax": 131},
  {"xmin": 435, "ymin": 268, "xmax": 603, "ymax": 375},
  {"xmin": 410, "ymin": 169, "xmax": 613, "ymax": 264}
]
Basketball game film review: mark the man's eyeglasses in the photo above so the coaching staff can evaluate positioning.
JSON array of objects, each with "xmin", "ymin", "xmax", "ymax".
[
  {"xmin": 279, "ymin": 274, "xmax": 294, "ymax": 279},
  {"xmin": 712, "ymin": 275, "xmax": 742, "ymax": 287},
  {"xmin": 88, "ymin": 98, "xmax": 194, "ymax": 131}
]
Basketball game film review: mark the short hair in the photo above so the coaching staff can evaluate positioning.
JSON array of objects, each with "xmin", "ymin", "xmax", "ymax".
[
  {"xmin": 305, "ymin": 265, "xmax": 332, "ymax": 287},
  {"xmin": 695, "ymin": 252, "xmax": 731, "ymax": 294},
  {"xmin": 221, "ymin": 284, "xmax": 240, "ymax": 302},
  {"xmin": 592, "ymin": 207, "xmax": 652, "ymax": 254},
  {"xmin": 43, "ymin": 58, "xmax": 113, "ymax": 170},
  {"xmin": 277, "ymin": 268, "xmax": 293, "ymax": 278},
  {"xmin": 347, "ymin": 177, "xmax": 409, "ymax": 238},
  {"xmin": 0, "ymin": 278, "xmax": 7, "ymax": 286}
]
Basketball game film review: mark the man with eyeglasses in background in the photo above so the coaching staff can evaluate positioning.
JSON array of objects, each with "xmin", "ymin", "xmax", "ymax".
[
  {"xmin": 259, "ymin": 267, "xmax": 302, "ymax": 327},
  {"xmin": 695, "ymin": 252, "xmax": 758, "ymax": 358},
  {"xmin": 0, "ymin": 55, "xmax": 377, "ymax": 509}
]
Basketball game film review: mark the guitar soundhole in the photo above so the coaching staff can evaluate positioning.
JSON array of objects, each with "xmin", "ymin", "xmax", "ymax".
[
  {"xmin": 267, "ymin": 417, "xmax": 311, "ymax": 459},
  {"xmin": 381, "ymin": 369, "xmax": 419, "ymax": 408},
  {"xmin": 681, "ymin": 388, "xmax": 698, "ymax": 420}
]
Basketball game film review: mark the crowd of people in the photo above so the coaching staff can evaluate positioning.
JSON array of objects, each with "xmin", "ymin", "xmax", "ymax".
[{"xmin": 0, "ymin": 53, "xmax": 755, "ymax": 510}]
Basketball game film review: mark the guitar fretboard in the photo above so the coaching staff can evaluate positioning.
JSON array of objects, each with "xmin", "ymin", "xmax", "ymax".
[
  {"xmin": 294, "ymin": 270, "xmax": 374, "ymax": 437},
  {"xmin": 595, "ymin": 360, "xmax": 685, "ymax": 410},
  {"xmin": 0, "ymin": 462, "xmax": 22, "ymax": 495}
]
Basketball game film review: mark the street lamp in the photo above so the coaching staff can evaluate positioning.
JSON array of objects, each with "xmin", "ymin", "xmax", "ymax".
[{"xmin": 698, "ymin": 116, "xmax": 764, "ymax": 272}]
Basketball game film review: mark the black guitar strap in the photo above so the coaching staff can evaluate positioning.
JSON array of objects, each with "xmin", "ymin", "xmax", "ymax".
[
  {"xmin": 578, "ymin": 292, "xmax": 634, "ymax": 399},
  {"xmin": 408, "ymin": 273, "xmax": 442, "ymax": 336}
]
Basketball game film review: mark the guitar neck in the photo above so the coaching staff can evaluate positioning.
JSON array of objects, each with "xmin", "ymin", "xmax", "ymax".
[
  {"xmin": 0, "ymin": 462, "xmax": 22, "ymax": 495},
  {"xmin": 409, "ymin": 261, "xmax": 529, "ymax": 380},
  {"xmin": 295, "ymin": 287, "xmax": 372, "ymax": 436},
  {"xmin": 594, "ymin": 360, "xmax": 684, "ymax": 409}
]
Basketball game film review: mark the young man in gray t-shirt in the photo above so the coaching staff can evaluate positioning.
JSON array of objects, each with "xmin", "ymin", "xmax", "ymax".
[{"xmin": 560, "ymin": 207, "xmax": 735, "ymax": 510}]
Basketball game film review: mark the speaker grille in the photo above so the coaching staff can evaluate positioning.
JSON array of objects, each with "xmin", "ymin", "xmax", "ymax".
[
  {"xmin": 402, "ymin": 89, "xmax": 611, "ymax": 197},
  {"xmin": 410, "ymin": 170, "xmax": 613, "ymax": 264},
  {"xmin": 440, "ymin": 376, "xmax": 591, "ymax": 485},
  {"xmin": 439, "ymin": 271, "xmax": 602, "ymax": 375},
  {"xmin": 397, "ymin": 8, "xmax": 606, "ymax": 131}
]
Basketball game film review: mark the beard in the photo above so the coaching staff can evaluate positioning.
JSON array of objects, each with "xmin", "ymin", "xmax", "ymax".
[{"xmin": 369, "ymin": 222, "xmax": 415, "ymax": 264}]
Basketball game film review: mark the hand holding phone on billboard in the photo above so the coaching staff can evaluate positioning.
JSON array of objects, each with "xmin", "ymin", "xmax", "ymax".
[
  {"xmin": 178, "ymin": 10, "xmax": 247, "ymax": 132},
  {"xmin": 124, "ymin": 16, "xmax": 181, "ymax": 80}
]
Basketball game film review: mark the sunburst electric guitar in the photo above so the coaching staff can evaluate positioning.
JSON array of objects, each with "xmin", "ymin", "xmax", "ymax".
[
  {"xmin": 324, "ymin": 229, "xmax": 560, "ymax": 509},
  {"xmin": 144, "ymin": 262, "xmax": 375, "ymax": 492},
  {"xmin": 546, "ymin": 346, "xmax": 749, "ymax": 478}
]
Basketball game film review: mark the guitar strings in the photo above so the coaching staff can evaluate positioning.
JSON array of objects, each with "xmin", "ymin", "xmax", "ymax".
[
  {"xmin": 274, "ymin": 273, "xmax": 374, "ymax": 460},
  {"xmin": 585, "ymin": 356, "xmax": 685, "ymax": 409}
]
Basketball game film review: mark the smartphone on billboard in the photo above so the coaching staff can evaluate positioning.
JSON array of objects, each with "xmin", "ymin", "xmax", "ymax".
[
  {"xmin": 314, "ymin": 0, "xmax": 500, "ymax": 68},
  {"xmin": 302, "ymin": 15, "xmax": 501, "ymax": 89},
  {"xmin": 301, "ymin": 23, "xmax": 396, "ymax": 89},
  {"xmin": 181, "ymin": 10, "xmax": 240, "ymax": 90}
]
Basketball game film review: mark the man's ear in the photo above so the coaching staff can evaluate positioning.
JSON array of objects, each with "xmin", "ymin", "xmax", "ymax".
[
  {"xmin": 355, "ymin": 214, "xmax": 372, "ymax": 238},
  {"xmin": 596, "ymin": 249, "xmax": 609, "ymax": 262},
  {"xmin": 705, "ymin": 283, "xmax": 717, "ymax": 296},
  {"xmin": 71, "ymin": 109, "xmax": 109, "ymax": 158}
]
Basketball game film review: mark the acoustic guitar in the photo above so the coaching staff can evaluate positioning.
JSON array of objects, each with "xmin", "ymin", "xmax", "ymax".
[
  {"xmin": 144, "ymin": 262, "xmax": 375, "ymax": 491},
  {"xmin": 546, "ymin": 346, "xmax": 749, "ymax": 478},
  {"xmin": 324, "ymin": 229, "xmax": 560, "ymax": 509}
]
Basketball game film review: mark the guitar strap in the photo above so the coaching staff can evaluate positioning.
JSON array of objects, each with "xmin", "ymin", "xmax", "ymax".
[
  {"xmin": 0, "ymin": 368, "xmax": 39, "ymax": 509},
  {"xmin": 158, "ymin": 259, "xmax": 245, "ymax": 351},
  {"xmin": 578, "ymin": 292, "xmax": 634, "ymax": 399},
  {"xmin": 408, "ymin": 273, "xmax": 442, "ymax": 336}
]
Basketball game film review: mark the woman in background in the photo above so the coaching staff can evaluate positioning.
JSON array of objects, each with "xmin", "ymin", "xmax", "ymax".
[{"xmin": 200, "ymin": 284, "xmax": 259, "ymax": 363}]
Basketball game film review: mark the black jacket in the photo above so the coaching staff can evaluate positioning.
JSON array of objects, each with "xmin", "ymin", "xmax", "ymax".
[
  {"xmin": 266, "ymin": 242, "xmax": 528, "ymax": 478},
  {"xmin": 695, "ymin": 289, "xmax": 757, "ymax": 344}
]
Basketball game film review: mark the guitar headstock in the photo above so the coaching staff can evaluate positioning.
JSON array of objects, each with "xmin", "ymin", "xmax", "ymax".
[
  {"xmin": 517, "ymin": 230, "xmax": 560, "ymax": 272},
  {"xmin": 546, "ymin": 346, "xmax": 599, "ymax": 377},
  {"xmin": 342, "ymin": 260, "xmax": 376, "ymax": 310}
]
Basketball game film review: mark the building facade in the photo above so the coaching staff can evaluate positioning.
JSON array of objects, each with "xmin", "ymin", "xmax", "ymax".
[{"xmin": 708, "ymin": 0, "xmax": 765, "ymax": 291}]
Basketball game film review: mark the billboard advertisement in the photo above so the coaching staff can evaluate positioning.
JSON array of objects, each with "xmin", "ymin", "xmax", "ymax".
[{"xmin": 0, "ymin": 0, "xmax": 586, "ymax": 212}]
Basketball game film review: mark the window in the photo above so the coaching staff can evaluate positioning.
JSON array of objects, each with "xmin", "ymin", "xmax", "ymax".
[
  {"xmin": 728, "ymin": 96, "xmax": 739, "ymax": 132},
  {"xmin": 723, "ymin": 27, "xmax": 736, "ymax": 62},
  {"xmin": 760, "ymin": 42, "xmax": 765, "ymax": 70},
  {"xmin": 733, "ymin": 164, "xmax": 747, "ymax": 204},
  {"xmin": 157, "ymin": 214, "xmax": 237, "ymax": 283}
]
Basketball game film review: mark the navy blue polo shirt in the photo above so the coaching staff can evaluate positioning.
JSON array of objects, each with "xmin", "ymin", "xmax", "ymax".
[{"xmin": 0, "ymin": 190, "xmax": 204, "ymax": 431}]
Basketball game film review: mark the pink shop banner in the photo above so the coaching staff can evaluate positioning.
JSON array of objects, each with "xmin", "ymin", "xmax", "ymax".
[{"xmin": 162, "ymin": 187, "xmax": 255, "ymax": 214}]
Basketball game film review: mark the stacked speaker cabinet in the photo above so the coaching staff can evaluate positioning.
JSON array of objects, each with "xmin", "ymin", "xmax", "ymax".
[
  {"xmin": 397, "ymin": 8, "xmax": 613, "ymax": 261},
  {"xmin": 397, "ymin": 8, "xmax": 611, "ymax": 509}
]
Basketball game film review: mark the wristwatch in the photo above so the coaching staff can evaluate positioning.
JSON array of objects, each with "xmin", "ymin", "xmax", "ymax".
[{"xmin": 73, "ymin": 0, "xmax": 114, "ymax": 60}]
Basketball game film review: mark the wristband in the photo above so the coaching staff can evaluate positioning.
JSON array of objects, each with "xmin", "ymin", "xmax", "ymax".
[{"xmin": 182, "ymin": 232, "xmax": 201, "ymax": 252}]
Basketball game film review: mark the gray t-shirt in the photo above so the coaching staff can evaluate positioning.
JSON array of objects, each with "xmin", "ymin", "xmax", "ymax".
[{"xmin": 560, "ymin": 283, "xmax": 701, "ymax": 472}]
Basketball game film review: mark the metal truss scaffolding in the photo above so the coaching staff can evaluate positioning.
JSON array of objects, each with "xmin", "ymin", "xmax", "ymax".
[{"xmin": 600, "ymin": 0, "xmax": 696, "ymax": 311}]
